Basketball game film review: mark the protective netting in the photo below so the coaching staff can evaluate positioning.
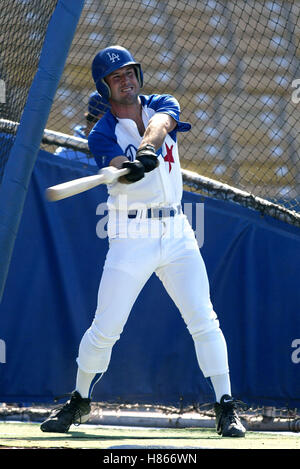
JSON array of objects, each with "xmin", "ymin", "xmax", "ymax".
[
  {"xmin": 45, "ymin": 0, "xmax": 300, "ymax": 217},
  {"xmin": 1, "ymin": 0, "xmax": 300, "ymax": 223},
  {"xmin": 0, "ymin": 0, "xmax": 57, "ymax": 182}
]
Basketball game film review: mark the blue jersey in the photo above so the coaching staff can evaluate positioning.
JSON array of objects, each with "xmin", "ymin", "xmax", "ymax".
[{"xmin": 88, "ymin": 94, "xmax": 191, "ymax": 208}]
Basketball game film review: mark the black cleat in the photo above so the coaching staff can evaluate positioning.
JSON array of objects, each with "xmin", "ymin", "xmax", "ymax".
[
  {"xmin": 214, "ymin": 394, "xmax": 248, "ymax": 437},
  {"xmin": 40, "ymin": 391, "xmax": 91, "ymax": 433}
]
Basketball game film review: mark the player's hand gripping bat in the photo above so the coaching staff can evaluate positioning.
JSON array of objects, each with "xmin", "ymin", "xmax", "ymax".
[{"xmin": 45, "ymin": 166, "xmax": 129, "ymax": 201}]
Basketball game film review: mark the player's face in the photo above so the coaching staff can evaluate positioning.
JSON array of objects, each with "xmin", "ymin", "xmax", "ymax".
[{"xmin": 105, "ymin": 66, "xmax": 140, "ymax": 105}]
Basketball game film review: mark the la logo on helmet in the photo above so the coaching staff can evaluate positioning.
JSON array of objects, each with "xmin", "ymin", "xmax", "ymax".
[{"xmin": 107, "ymin": 52, "xmax": 120, "ymax": 63}]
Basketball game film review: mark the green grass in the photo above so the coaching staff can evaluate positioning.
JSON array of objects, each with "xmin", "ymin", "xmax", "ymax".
[{"xmin": 0, "ymin": 422, "xmax": 299, "ymax": 449}]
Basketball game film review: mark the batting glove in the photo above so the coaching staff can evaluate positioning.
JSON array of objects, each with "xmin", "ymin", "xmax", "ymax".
[
  {"xmin": 136, "ymin": 144, "xmax": 159, "ymax": 172},
  {"xmin": 119, "ymin": 160, "xmax": 145, "ymax": 184}
]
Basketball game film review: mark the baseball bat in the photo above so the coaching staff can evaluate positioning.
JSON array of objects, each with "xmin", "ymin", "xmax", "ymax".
[{"xmin": 45, "ymin": 166, "xmax": 129, "ymax": 201}]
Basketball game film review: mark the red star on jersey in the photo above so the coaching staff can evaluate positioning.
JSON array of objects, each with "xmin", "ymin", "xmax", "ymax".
[{"xmin": 164, "ymin": 143, "xmax": 174, "ymax": 172}]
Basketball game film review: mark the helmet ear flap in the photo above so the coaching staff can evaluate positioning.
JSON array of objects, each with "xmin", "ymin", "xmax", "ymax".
[
  {"xmin": 100, "ymin": 78, "xmax": 111, "ymax": 100},
  {"xmin": 134, "ymin": 65, "xmax": 143, "ymax": 88}
]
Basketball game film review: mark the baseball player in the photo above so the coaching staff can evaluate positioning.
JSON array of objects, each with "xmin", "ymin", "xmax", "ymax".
[{"xmin": 41, "ymin": 46, "xmax": 247, "ymax": 437}]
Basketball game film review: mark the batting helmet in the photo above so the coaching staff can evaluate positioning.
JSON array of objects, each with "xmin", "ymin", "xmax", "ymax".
[
  {"xmin": 87, "ymin": 91, "xmax": 110, "ymax": 116},
  {"xmin": 84, "ymin": 91, "xmax": 110, "ymax": 122},
  {"xmin": 91, "ymin": 46, "xmax": 143, "ymax": 101}
]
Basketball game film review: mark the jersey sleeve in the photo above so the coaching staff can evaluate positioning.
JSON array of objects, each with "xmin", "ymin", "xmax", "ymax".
[
  {"xmin": 144, "ymin": 94, "xmax": 191, "ymax": 133},
  {"xmin": 88, "ymin": 115, "xmax": 124, "ymax": 168}
]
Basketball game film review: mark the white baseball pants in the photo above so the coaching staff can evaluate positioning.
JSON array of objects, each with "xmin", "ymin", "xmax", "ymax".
[{"xmin": 77, "ymin": 213, "xmax": 229, "ymax": 378}]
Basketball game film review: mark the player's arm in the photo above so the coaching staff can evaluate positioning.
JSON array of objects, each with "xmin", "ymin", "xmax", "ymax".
[
  {"xmin": 109, "ymin": 155, "xmax": 128, "ymax": 169},
  {"xmin": 109, "ymin": 114, "xmax": 177, "ymax": 182},
  {"xmin": 107, "ymin": 112, "xmax": 177, "ymax": 183},
  {"xmin": 140, "ymin": 113, "xmax": 177, "ymax": 151},
  {"xmin": 135, "ymin": 113, "xmax": 177, "ymax": 172},
  {"xmin": 109, "ymin": 114, "xmax": 176, "ymax": 167}
]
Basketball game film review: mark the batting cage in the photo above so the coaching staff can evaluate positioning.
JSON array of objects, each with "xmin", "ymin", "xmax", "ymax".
[{"xmin": 0, "ymin": 0, "xmax": 299, "ymax": 431}]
